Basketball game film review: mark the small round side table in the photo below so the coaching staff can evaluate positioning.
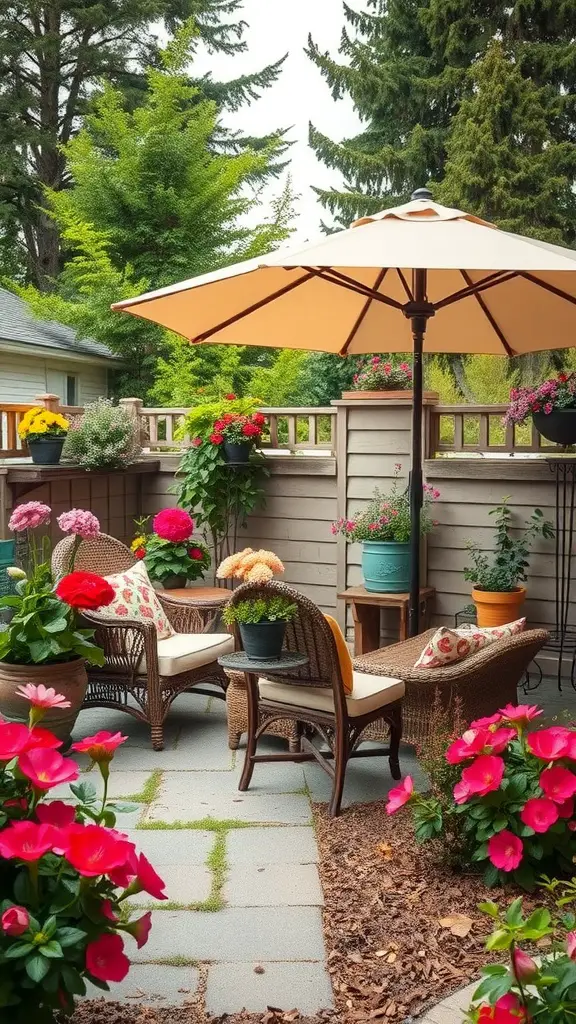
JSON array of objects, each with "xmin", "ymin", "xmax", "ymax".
[
  {"xmin": 160, "ymin": 586, "xmax": 230, "ymax": 632},
  {"xmin": 218, "ymin": 651, "xmax": 309, "ymax": 753}
]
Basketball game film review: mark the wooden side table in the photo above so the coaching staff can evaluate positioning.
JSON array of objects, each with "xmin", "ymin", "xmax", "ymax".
[
  {"xmin": 338, "ymin": 585, "xmax": 435, "ymax": 655},
  {"xmin": 160, "ymin": 586, "xmax": 230, "ymax": 631}
]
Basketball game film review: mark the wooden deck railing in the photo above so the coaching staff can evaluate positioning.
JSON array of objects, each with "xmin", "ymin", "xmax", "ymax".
[
  {"xmin": 0, "ymin": 405, "xmax": 33, "ymax": 457},
  {"xmin": 140, "ymin": 406, "xmax": 337, "ymax": 454},
  {"xmin": 429, "ymin": 405, "xmax": 558, "ymax": 456}
]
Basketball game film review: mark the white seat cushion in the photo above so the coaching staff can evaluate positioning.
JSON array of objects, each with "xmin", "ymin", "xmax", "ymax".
[
  {"xmin": 258, "ymin": 670, "xmax": 404, "ymax": 718},
  {"xmin": 138, "ymin": 632, "xmax": 234, "ymax": 677}
]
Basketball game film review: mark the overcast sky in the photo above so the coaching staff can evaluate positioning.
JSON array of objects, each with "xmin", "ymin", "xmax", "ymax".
[{"xmin": 192, "ymin": 0, "xmax": 366, "ymax": 239}]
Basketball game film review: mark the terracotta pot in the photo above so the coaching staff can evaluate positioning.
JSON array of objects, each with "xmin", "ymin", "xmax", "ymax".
[
  {"xmin": 471, "ymin": 586, "xmax": 527, "ymax": 628},
  {"xmin": 0, "ymin": 658, "xmax": 88, "ymax": 740},
  {"xmin": 341, "ymin": 390, "xmax": 439, "ymax": 401}
]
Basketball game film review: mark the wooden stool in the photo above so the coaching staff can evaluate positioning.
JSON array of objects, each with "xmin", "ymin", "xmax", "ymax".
[{"xmin": 338, "ymin": 585, "xmax": 435, "ymax": 655}]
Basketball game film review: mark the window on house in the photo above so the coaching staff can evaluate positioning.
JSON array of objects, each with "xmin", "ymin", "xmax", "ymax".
[{"xmin": 66, "ymin": 375, "xmax": 78, "ymax": 406}]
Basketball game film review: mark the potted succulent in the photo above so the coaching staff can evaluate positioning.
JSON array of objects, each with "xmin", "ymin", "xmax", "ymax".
[
  {"xmin": 131, "ymin": 509, "xmax": 210, "ymax": 590},
  {"xmin": 331, "ymin": 465, "xmax": 440, "ymax": 593},
  {"xmin": 464, "ymin": 498, "xmax": 554, "ymax": 627},
  {"xmin": 342, "ymin": 356, "xmax": 438, "ymax": 401},
  {"xmin": 0, "ymin": 502, "xmax": 114, "ymax": 739},
  {"xmin": 17, "ymin": 407, "xmax": 69, "ymax": 465},
  {"xmin": 223, "ymin": 593, "xmax": 298, "ymax": 660},
  {"xmin": 505, "ymin": 372, "xmax": 576, "ymax": 445}
]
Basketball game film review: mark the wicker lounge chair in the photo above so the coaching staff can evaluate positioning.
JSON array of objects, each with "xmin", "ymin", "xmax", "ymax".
[
  {"xmin": 52, "ymin": 533, "xmax": 231, "ymax": 750},
  {"xmin": 226, "ymin": 581, "xmax": 404, "ymax": 817},
  {"xmin": 354, "ymin": 627, "xmax": 550, "ymax": 750}
]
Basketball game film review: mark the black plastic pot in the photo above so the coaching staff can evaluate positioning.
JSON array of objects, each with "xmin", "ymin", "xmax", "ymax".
[
  {"xmin": 161, "ymin": 574, "xmax": 187, "ymax": 590},
  {"xmin": 223, "ymin": 441, "xmax": 252, "ymax": 463},
  {"xmin": 27, "ymin": 436, "xmax": 66, "ymax": 465},
  {"xmin": 533, "ymin": 409, "xmax": 576, "ymax": 446},
  {"xmin": 239, "ymin": 620, "xmax": 287, "ymax": 661}
]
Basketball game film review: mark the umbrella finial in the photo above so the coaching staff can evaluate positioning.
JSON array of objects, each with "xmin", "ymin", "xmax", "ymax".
[{"xmin": 411, "ymin": 186, "xmax": 433, "ymax": 201}]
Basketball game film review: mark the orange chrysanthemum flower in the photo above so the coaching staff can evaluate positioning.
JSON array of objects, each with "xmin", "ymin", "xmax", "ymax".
[
  {"xmin": 216, "ymin": 548, "xmax": 253, "ymax": 579},
  {"xmin": 244, "ymin": 563, "xmax": 274, "ymax": 583}
]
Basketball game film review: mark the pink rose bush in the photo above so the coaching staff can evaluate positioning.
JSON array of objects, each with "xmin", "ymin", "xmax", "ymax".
[
  {"xmin": 386, "ymin": 704, "xmax": 576, "ymax": 888},
  {"xmin": 465, "ymin": 879, "xmax": 576, "ymax": 1023},
  {"xmin": 0, "ymin": 689, "xmax": 165, "ymax": 1021}
]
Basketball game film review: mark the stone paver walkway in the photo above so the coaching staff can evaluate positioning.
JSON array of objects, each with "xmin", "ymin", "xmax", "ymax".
[{"xmin": 62, "ymin": 691, "xmax": 425, "ymax": 1014}]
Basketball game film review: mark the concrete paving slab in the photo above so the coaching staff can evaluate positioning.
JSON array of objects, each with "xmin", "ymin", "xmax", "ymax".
[
  {"xmin": 125, "ymin": 829, "xmax": 214, "ymax": 866},
  {"xmin": 48, "ymin": 770, "xmax": 153, "ymax": 802},
  {"xmin": 84, "ymin": 964, "xmax": 200, "ymax": 1005},
  {"xmin": 133, "ymin": 907, "xmax": 326, "ymax": 962},
  {"xmin": 127, "ymin": 865, "xmax": 212, "ymax": 906},
  {"xmin": 225, "ymin": 863, "xmax": 323, "ymax": 906},
  {"xmin": 232, "ymin": 761, "xmax": 307, "ymax": 794},
  {"xmin": 206, "ymin": 961, "xmax": 334, "ymax": 1014},
  {"xmin": 303, "ymin": 744, "xmax": 428, "ymax": 806},
  {"xmin": 148, "ymin": 772, "xmax": 311, "ymax": 824},
  {"xmin": 227, "ymin": 827, "xmax": 318, "ymax": 865}
]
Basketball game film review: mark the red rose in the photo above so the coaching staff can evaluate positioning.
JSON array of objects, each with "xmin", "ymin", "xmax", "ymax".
[
  {"xmin": 188, "ymin": 547, "xmax": 204, "ymax": 560},
  {"xmin": 559, "ymin": 373, "xmax": 568, "ymax": 383},
  {"xmin": 224, "ymin": 393, "xmax": 236, "ymax": 400},
  {"xmin": 55, "ymin": 571, "xmax": 115, "ymax": 610},
  {"xmin": 210, "ymin": 433, "xmax": 224, "ymax": 444}
]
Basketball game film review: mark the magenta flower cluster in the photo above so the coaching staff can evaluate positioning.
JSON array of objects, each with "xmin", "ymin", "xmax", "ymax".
[
  {"xmin": 352, "ymin": 357, "xmax": 413, "ymax": 391},
  {"xmin": 505, "ymin": 373, "xmax": 576, "ymax": 426},
  {"xmin": 57, "ymin": 508, "xmax": 100, "ymax": 540}
]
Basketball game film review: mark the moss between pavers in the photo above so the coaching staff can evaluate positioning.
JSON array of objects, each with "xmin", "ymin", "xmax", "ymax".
[
  {"xmin": 116, "ymin": 768, "xmax": 163, "ymax": 804},
  {"xmin": 132, "ymin": 822, "xmax": 230, "ymax": 912}
]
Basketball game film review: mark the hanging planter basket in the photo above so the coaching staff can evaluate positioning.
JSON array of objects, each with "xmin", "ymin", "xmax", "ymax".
[{"xmin": 532, "ymin": 409, "xmax": 576, "ymax": 446}]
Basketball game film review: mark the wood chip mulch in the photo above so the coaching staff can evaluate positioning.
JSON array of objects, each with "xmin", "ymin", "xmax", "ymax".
[{"xmin": 67, "ymin": 800, "xmax": 537, "ymax": 1024}]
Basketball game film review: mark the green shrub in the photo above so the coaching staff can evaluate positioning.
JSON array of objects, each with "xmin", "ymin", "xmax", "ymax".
[
  {"xmin": 63, "ymin": 399, "xmax": 141, "ymax": 470},
  {"xmin": 223, "ymin": 595, "xmax": 298, "ymax": 626}
]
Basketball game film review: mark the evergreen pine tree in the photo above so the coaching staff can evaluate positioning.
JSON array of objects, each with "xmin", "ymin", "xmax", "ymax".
[{"xmin": 0, "ymin": 0, "xmax": 287, "ymax": 288}]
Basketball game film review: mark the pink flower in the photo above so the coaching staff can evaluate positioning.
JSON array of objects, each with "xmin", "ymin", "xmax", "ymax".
[
  {"xmin": 520, "ymin": 797, "xmax": 559, "ymax": 833},
  {"xmin": 512, "ymin": 947, "xmax": 538, "ymax": 982},
  {"xmin": 453, "ymin": 779, "xmax": 471, "ymax": 804},
  {"xmin": 368, "ymin": 523, "xmax": 379, "ymax": 531},
  {"xmin": 0, "ymin": 723, "xmax": 35, "ymax": 761},
  {"xmin": 191, "ymin": 437, "xmax": 202, "ymax": 447},
  {"xmin": 86, "ymin": 933, "xmax": 130, "ymax": 983},
  {"xmin": 134, "ymin": 853, "xmax": 168, "ymax": 900},
  {"xmin": 25, "ymin": 727, "xmax": 63, "ymax": 750},
  {"xmin": 9, "ymin": 501, "xmax": 51, "ymax": 532},
  {"xmin": 471, "ymin": 714, "xmax": 502, "ymax": 728},
  {"xmin": 1, "ymin": 906, "xmax": 30, "ymax": 936},
  {"xmin": 122, "ymin": 910, "xmax": 152, "ymax": 949},
  {"xmin": 57, "ymin": 508, "xmax": 100, "ymax": 540},
  {"xmin": 0, "ymin": 821, "xmax": 59, "ymax": 861},
  {"xmin": 527, "ymin": 727, "xmax": 572, "ymax": 761},
  {"xmin": 459, "ymin": 755, "xmax": 505, "ymax": 797},
  {"xmin": 539, "ymin": 766, "xmax": 576, "ymax": 803},
  {"xmin": 101, "ymin": 899, "xmax": 119, "ymax": 922},
  {"xmin": 36, "ymin": 801, "xmax": 75, "ymax": 827},
  {"xmin": 16, "ymin": 683, "xmax": 71, "ymax": 710},
  {"xmin": 488, "ymin": 830, "xmax": 523, "ymax": 872},
  {"xmin": 478, "ymin": 993, "xmax": 527, "ymax": 1023},
  {"xmin": 557, "ymin": 797, "xmax": 574, "ymax": 819},
  {"xmin": 446, "ymin": 728, "xmax": 490, "ymax": 765},
  {"xmin": 153, "ymin": 508, "xmax": 194, "ymax": 542},
  {"xmin": 499, "ymin": 703, "xmax": 543, "ymax": 726},
  {"xmin": 567, "ymin": 932, "xmax": 576, "ymax": 960},
  {"xmin": 486, "ymin": 727, "xmax": 517, "ymax": 754},
  {"xmin": 72, "ymin": 730, "xmax": 127, "ymax": 763},
  {"xmin": 385, "ymin": 776, "xmax": 413, "ymax": 815},
  {"xmin": 18, "ymin": 748, "xmax": 79, "ymax": 791}
]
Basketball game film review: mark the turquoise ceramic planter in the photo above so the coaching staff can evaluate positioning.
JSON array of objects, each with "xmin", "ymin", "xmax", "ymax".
[{"xmin": 361, "ymin": 540, "xmax": 410, "ymax": 594}]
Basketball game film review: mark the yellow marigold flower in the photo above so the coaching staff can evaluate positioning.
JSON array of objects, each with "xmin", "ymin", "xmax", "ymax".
[
  {"xmin": 217, "ymin": 548, "xmax": 253, "ymax": 579},
  {"xmin": 244, "ymin": 563, "xmax": 274, "ymax": 583},
  {"xmin": 131, "ymin": 535, "xmax": 146, "ymax": 552}
]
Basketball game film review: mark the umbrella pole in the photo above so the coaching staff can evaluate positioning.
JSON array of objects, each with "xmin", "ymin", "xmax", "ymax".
[{"xmin": 407, "ymin": 268, "xmax": 433, "ymax": 637}]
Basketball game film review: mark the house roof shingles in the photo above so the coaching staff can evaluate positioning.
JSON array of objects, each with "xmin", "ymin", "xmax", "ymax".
[{"xmin": 0, "ymin": 287, "xmax": 116, "ymax": 360}]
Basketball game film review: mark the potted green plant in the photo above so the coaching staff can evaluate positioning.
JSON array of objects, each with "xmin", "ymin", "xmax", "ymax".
[
  {"xmin": 223, "ymin": 594, "xmax": 298, "ymax": 660},
  {"xmin": 505, "ymin": 372, "xmax": 576, "ymax": 445},
  {"xmin": 131, "ymin": 509, "xmax": 210, "ymax": 590},
  {"xmin": 17, "ymin": 407, "xmax": 69, "ymax": 465},
  {"xmin": 464, "ymin": 498, "xmax": 554, "ymax": 626},
  {"xmin": 62, "ymin": 398, "xmax": 142, "ymax": 469},
  {"xmin": 0, "ymin": 502, "xmax": 114, "ymax": 739},
  {"xmin": 212, "ymin": 409, "xmax": 267, "ymax": 463},
  {"xmin": 331, "ymin": 466, "xmax": 440, "ymax": 593},
  {"xmin": 342, "ymin": 357, "xmax": 438, "ymax": 401}
]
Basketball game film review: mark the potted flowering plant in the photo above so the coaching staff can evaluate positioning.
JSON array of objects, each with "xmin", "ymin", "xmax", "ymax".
[
  {"xmin": 218, "ymin": 549, "xmax": 292, "ymax": 658},
  {"xmin": 331, "ymin": 465, "xmax": 440, "ymax": 592},
  {"xmin": 212, "ymin": 411, "xmax": 266, "ymax": 463},
  {"xmin": 17, "ymin": 407, "xmax": 69, "ymax": 465},
  {"xmin": 0, "ymin": 502, "xmax": 114, "ymax": 738},
  {"xmin": 462, "ymin": 883, "xmax": 576, "ymax": 1023},
  {"xmin": 342, "ymin": 357, "xmax": 438, "ymax": 401},
  {"xmin": 386, "ymin": 703, "xmax": 576, "ymax": 891},
  {"xmin": 464, "ymin": 499, "xmax": 554, "ymax": 627},
  {"xmin": 131, "ymin": 509, "xmax": 210, "ymax": 589},
  {"xmin": 0, "ymin": 685, "xmax": 166, "ymax": 1022},
  {"xmin": 505, "ymin": 372, "xmax": 576, "ymax": 445}
]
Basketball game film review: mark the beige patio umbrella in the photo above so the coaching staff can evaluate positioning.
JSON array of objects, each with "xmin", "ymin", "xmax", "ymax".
[{"xmin": 112, "ymin": 187, "xmax": 576, "ymax": 635}]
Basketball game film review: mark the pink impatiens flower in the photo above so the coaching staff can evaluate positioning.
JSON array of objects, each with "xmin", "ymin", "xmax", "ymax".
[
  {"xmin": 72, "ymin": 730, "xmax": 127, "ymax": 763},
  {"xmin": 446, "ymin": 728, "xmax": 490, "ymax": 765},
  {"xmin": 8, "ymin": 501, "xmax": 51, "ymax": 532},
  {"xmin": 539, "ymin": 765, "xmax": 576, "ymax": 804},
  {"xmin": 520, "ymin": 797, "xmax": 559, "ymax": 833},
  {"xmin": 567, "ymin": 932, "xmax": 576, "ymax": 961},
  {"xmin": 499, "ymin": 703, "xmax": 543, "ymax": 726},
  {"xmin": 459, "ymin": 755, "xmax": 505, "ymax": 798},
  {"xmin": 527, "ymin": 727, "xmax": 572, "ymax": 761},
  {"xmin": 385, "ymin": 776, "xmax": 414, "ymax": 815},
  {"xmin": 470, "ymin": 714, "xmax": 502, "ymax": 729},
  {"xmin": 57, "ymin": 508, "xmax": 100, "ymax": 540},
  {"xmin": 487, "ymin": 830, "xmax": 523, "ymax": 872},
  {"xmin": 36, "ymin": 801, "xmax": 76, "ymax": 828},
  {"xmin": 16, "ymin": 683, "xmax": 71, "ymax": 710},
  {"xmin": 1, "ymin": 906, "xmax": 30, "ymax": 936}
]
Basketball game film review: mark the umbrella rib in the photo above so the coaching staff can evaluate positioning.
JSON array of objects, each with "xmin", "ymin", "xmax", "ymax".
[
  {"xmin": 435, "ymin": 271, "xmax": 516, "ymax": 309},
  {"xmin": 460, "ymin": 270, "xmax": 516, "ymax": 357},
  {"xmin": 339, "ymin": 268, "xmax": 389, "ymax": 356},
  {"xmin": 302, "ymin": 267, "xmax": 404, "ymax": 310},
  {"xmin": 396, "ymin": 268, "xmax": 413, "ymax": 301},
  {"xmin": 516, "ymin": 271, "xmax": 576, "ymax": 307},
  {"xmin": 189, "ymin": 270, "xmax": 317, "ymax": 343}
]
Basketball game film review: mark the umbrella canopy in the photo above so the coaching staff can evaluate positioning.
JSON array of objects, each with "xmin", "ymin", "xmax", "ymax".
[
  {"xmin": 112, "ymin": 194, "xmax": 576, "ymax": 358},
  {"xmin": 112, "ymin": 189, "xmax": 576, "ymax": 636}
]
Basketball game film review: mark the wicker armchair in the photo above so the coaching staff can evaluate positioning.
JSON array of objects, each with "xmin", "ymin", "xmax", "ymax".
[
  {"xmin": 354, "ymin": 627, "xmax": 550, "ymax": 749},
  {"xmin": 228, "ymin": 581, "xmax": 404, "ymax": 817},
  {"xmin": 52, "ymin": 533, "xmax": 231, "ymax": 750}
]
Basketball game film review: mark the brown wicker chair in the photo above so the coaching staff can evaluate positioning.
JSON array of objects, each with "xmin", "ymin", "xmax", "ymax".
[
  {"xmin": 229, "ymin": 580, "xmax": 404, "ymax": 817},
  {"xmin": 52, "ymin": 533, "xmax": 231, "ymax": 750},
  {"xmin": 354, "ymin": 627, "xmax": 550, "ymax": 750}
]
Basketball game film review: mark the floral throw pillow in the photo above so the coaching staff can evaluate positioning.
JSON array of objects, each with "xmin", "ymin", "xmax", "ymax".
[
  {"xmin": 414, "ymin": 618, "xmax": 526, "ymax": 669},
  {"xmin": 96, "ymin": 561, "xmax": 174, "ymax": 639}
]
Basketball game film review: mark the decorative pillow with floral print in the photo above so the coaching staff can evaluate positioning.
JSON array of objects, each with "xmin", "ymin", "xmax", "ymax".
[
  {"xmin": 414, "ymin": 618, "xmax": 526, "ymax": 669},
  {"xmin": 96, "ymin": 561, "xmax": 174, "ymax": 639}
]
